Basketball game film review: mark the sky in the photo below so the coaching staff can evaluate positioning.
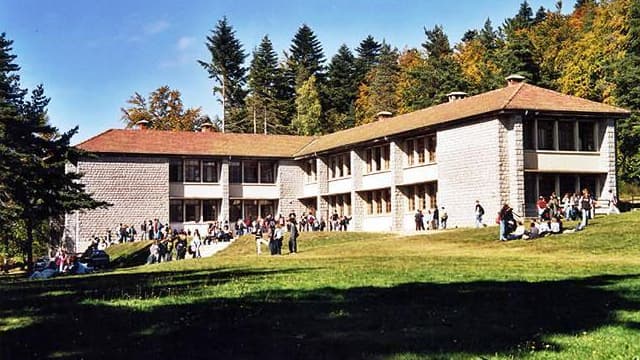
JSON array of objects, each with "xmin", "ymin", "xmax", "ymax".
[{"xmin": 1, "ymin": 0, "xmax": 574, "ymax": 143}]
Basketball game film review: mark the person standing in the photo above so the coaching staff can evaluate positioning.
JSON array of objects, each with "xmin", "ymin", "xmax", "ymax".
[
  {"xmin": 440, "ymin": 207, "xmax": 448, "ymax": 229},
  {"xmin": 288, "ymin": 217, "xmax": 298, "ymax": 254},
  {"xmin": 578, "ymin": 189, "xmax": 592, "ymax": 230},
  {"xmin": 474, "ymin": 200, "xmax": 485, "ymax": 228},
  {"xmin": 414, "ymin": 209, "xmax": 424, "ymax": 231},
  {"xmin": 608, "ymin": 189, "xmax": 620, "ymax": 214},
  {"xmin": 255, "ymin": 221, "xmax": 269, "ymax": 255},
  {"xmin": 191, "ymin": 229, "xmax": 202, "ymax": 258}
]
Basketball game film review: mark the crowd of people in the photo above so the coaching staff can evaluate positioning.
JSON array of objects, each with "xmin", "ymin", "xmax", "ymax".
[
  {"xmin": 414, "ymin": 206, "xmax": 449, "ymax": 231},
  {"xmin": 497, "ymin": 187, "xmax": 619, "ymax": 241}
]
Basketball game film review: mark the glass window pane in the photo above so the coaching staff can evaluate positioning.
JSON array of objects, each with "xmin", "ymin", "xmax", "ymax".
[
  {"xmin": 203, "ymin": 200, "xmax": 218, "ymax": 221},
  {"xmin": 244, "ymin": 160, "xmax": 258, "ymax": 183},
  {"xmin": 428, "ymin": 135, "xmax": 437, "ymax": 163},
  {"xmin": 539, "ymin": 174, "xmax": 556, "ymax": 199},
  {"xmin": 383, "ymin": 145, "xmax": 390, "ymax": 169},
  {"xmin": 203, "ymin": 161, "xmax": 218, "ymax": 182},
  {"xmin": 559, "ymin": 175, "xmax": 576, "ymax": 197},
  {"xmin": 579, "ymin": 122, "xmax": 595, "ymax": 151},
  {"xmin": 245, "ymin": 200, "xmax": 258, "ymax": 220},
  {"xmin": 579, "ymin": 175, "xmax": 597, "ymax": 196},
  {"xmin": 169, "ymin": 159, "xmax": 183, "ymax": 182},
  {"xmin": 407, "ymin": 186, "xmax": 415, "ymax": 211},
  {"xmin": 259, "ymin": 200, "xmax": 276, "ymax": 219},
  {"xmin": 524, "ymin": 173, "xmax": 537, "ymax": 204},
  {"xmin": 374, "ymin": 147, "xmax": 381, "ymax": 171},
  {"xmin": 170, "ymin": 200, "xmax": 183, "ymax": 222},
  {"xmin": 260, "ymin": 161, "xmax": 276, "ymax": 183},
  {"xmin": 416, "ymin": 138, "xmax": 425, "ymax": 163},
  {"xmin": 184, "ymin": 160, "xmax": 201, "ymax": 182},
  {"xmin": 406, "ymin": 139, "xmax": 414, "ymax": 166},
  {"xmin": 230, "ymin": 161, "xmax": 241, "ymax": 184},
  {"xmin": 537, "ymin": 120, "xmax": 555, "ymax": 150},
  {"xmin": 524, "ymin": 120, "xmax": 536, "ymax": 150},
  {"xmin": 558, "ymin": 121, "xmax": 575, "ymax": 151},
  {"xmin": 230, "ymin": 200, "xmax": 242, "ymax": 222},
  {"xmin": 344, "ymin": 154, "xmax": 351, "ymax": 176},
  {"xmin": 184, "ymin": 200, "xmax": 200, "ymax": 222}
]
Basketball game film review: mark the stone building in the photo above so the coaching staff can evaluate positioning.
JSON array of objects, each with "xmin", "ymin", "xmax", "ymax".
[{"xmin": 65, "ymin": 77, "xmax": 629, "ymax": 251}]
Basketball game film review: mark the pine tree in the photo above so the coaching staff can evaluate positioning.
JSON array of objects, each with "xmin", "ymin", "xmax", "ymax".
[
  {"xmin": 247, "ymin": 36, "xmax": 288, "ymax": 133},
  {"xmin": 199, "ymin": 17, "xmax": 248, "ymax": 132},
  {"xmin": 355, "ymin": 35, "xmax": 382, "ymax": 84},
  {"xmin": 292, "ymin": 75, "xmax": 322, "ymax": 135},
  {"xmin": 355, "ymin": 43, "xmax": 400, "ymax": 125},
  {"xmin": 288, "ymin": 24, "xmax": 326, "ymax": 83},
  {"xmin": 0, "ymin": 33, "xmax": 108, "ymax": 271},
  {"xmin": 499, "ymin": 1, "xmax": 540, "ymax": 83},
  {"xmin": 325, "ymin": 44, "xmax": 358, "ymax": 131}
]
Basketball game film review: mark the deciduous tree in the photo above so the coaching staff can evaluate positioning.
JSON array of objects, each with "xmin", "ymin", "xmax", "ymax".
[{"xmin": 121, "ymin": 86, "xmax": 203, "ymax": 131}]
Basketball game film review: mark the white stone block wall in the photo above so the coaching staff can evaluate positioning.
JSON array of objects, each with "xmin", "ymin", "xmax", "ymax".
[
  {"xmin": 316, "ymin": 157, "xmax": 329, "ymax": 222},
  {"xmin": 437, "ymin": 118, "xmax": 503, "ymax": 228},
  {"xmin": 350, "ymin": 149, "xmax": 365, "ymax": 230},
  {"xmin": 66, "ymin": 156, "xmax": 169, "ymax": 251},
  {"xmin": 390, "ymin": 140, "xmax": 405, "ymax": 231},
  {"xmin": 504, "ymin": 115, "xmax": 525, "ymax": 216},
  {"xmin": 219, "ymin": 159, "xmax": 230, "ymax": 222},
  {"xmin": 599, "ymin": 119, "xmax": 617, "ymax": 198},
  {"xmin": 278, "ymin": 159, "xmax": 306, "ymax": 217}
]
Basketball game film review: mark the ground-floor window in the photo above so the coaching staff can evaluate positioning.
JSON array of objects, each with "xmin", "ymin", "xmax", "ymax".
[
  {"xmin": 404, "ymin": 182, "xmax": 437, "ymax": 211},
  {"xmin": 524, "ymin": 172, "xmax": 604, "ymax": 204},
  {"xmin": 327, "ymin": 193, "xmax": 351, "ymax": 216},
  {"xmin": 362, "ymin": 188, "xmax": 391, "ymax": 215},
  {"xmin": 170, "ymin": 199, "xmax": 220, "ymax": 223},
  {"xmin": 229, "ymin": 199, "xmax": 279, "ymax": 222}
]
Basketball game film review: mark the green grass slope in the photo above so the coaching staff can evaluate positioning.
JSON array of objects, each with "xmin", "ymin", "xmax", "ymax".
[{"xmin": 1, "ymin": 212, "xmax": 640, "ymax": 359}]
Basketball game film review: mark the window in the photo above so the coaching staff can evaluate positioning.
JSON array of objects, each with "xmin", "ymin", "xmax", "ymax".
[
  {"xmin": 559, "ymin": 175, "xmax": 576, "ymax": 196},
  {"xmin": 416, "ymin": 137, "xmax": 425, "ymax": 163},
  {"xmin": 406, "ymin": 139, "xmax": 415, "ymax": 165},
  {"xmin": 230, "ymin": 161, "xmax": 241, "ymax": 184},
  {"xmin": 406, "ymin": 135, "xmax": 436, "ymax": 166},
  {"xmin": 557, "ymin": 121, "xmax": 575, "ymax": 151},
  {"xmin": 260, "ymin": 161, "xmax": 276, "ymax": 183},
  {"xmin": 365, "ymin": 145, "xmax": 390, "ymax": 173},
  {"xmin": 169, "ymin": 159, "xmax": 183, "ymax": 182},
  {"xmin": 244, "ymin": 200, "xmax": 258, "ymax": 220},
  {"xmin": 259, "ymin": 200, "xmax": 276, "ymax": 218},
  {"xmin": 329, "ymin": 153, "xmax": 351, "ymax": 179},
  {"xmin": 203, "ymin": 200, "xmax": 218, "ymax": 221},
  {"xmin": 406, "ymin": 183, "xmax": 437, "ymax": 211},
  {"xmin": 230, "ymin": 200, "xmax": 242, "ymax": 222},
  {"xmin": 537, "ymin": 120, "xmax": 554, "ymax": 150},
  {"xmin": 328, "ymin": 193, "xmax": 351, "ymax": 216},
  {"xmin": 305, "ymin": 159, "xmax": 317, "ymax": 183},
  {"xmin": 407, "ymin": 186, "xmax": 415, "ymax": 210},
  {"xmin": 170, "ymin": 200, "xmax": 183, "ymax": 222},
  {"xmin": 579, "ymin": 122, "xmax": 595, "ymax": 151},
  {"xmin": 184, "ymin": 200, "xmax": 201, "ymax": 222},
  {"xmin": 524, "ymin": 119, "xmax": 599, "ymax": 152},
  {"xmin": 363, "ymin": 189, "xmax": 391, "ymax": 215},
  {"xmin": 184, "ymin": 160, "xmax": 201, "ymax": 182},
  {"xmin": 203, "ymin": 161, "xmax": 218, "ymax": 183},
  {"xmin": 243, "ymin": 160, "xmax": 258, "ymax": 183}
]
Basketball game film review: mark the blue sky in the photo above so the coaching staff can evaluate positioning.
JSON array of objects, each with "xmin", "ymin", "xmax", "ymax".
[{"xmin": 1, "ymin": 0, "xmax": 573, "ymax": 143}]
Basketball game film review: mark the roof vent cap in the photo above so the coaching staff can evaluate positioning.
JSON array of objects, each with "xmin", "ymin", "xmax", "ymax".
[
  {"xmin": 199, "ymin": 122, "xmax": 214, "ymax": 132},
  {"xmin": 506, "ymin": 74, "xmax": 526, "ymax": 86},
  {"xmin": 134, "ymin": 120, "xmax": 150, "ymax": 130},
  {"xmin": 376, "ymin": 111, "xmax": 393, "ymax": 121},
  {"xmin": 446, "ymin": 91, "xmax": 468, "ymax": 102}
]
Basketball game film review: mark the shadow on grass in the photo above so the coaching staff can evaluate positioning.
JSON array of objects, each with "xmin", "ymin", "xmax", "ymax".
[{"xmin": 2, "ymin": 271, "xmax": 640, "ymax": 359}]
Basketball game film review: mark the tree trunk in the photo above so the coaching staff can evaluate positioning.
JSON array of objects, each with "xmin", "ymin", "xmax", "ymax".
[{"xmin": 26, "ymin": 219, "xmax": 34, "ymax": 274}]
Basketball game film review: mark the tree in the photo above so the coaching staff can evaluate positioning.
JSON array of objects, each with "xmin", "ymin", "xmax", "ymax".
[
  {"xmin": 499, "ymin": 1, "xmax": 541, "ymax": 83},
  {"xmin": 614, "ymin": 0, "xmax": 640, "ymax": 185},
  {"xmin": 0, "ymin": 33, "xmax": 108, "ymax": 271},
  {"xmin": 199, "ymin": 16, "xmax": 248, "ymax": 132},
  {"xmin": 355, "ymin": 35, "xmax": 382, "ymax": 84},
  {"xmin": 121, "ymin": 86, "xmax": 203, "ymax": 131},
  {"xmin": 287, "ymin": 24, "xmax": 326, "ymax": 83},
  {"xmin": 247, "ymin": 36, "xmax": 288, "ymax": 133},
  {"xmin": 292, "ymin": 75, "xmax": 322, "ymax": 135},
  {"xmin": 325, "ymin": 44, "xmax": 358, "ymax": 131},
  {"xmin": 355, "ymin": 43, "xmax": 400, "ymax": 125}
]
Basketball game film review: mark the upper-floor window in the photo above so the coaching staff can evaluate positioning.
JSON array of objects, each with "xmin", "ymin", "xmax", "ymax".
[
  {"xmin": 304, "ymin": 159, "xmax": 317, "ymax": 183},
  {"xmin": 365, "ymin": 144, "xmax": 390, "ymax": 173},
  {"xmin": 229, "ymin": 160, "xmax": 278, "ymax": 184},
  {"xmin": 524, "ymin": 118, "xmax": 598, "ymax": 152},
  {"xmin": 172, "ymin": 159, "xmax": 220, "ymax": 183},
  {"xmin": 406, "ymin": 134, "xmax": 436, "ymax": 166},
  {"xmin": 329, "ymin": 153, "xmax": 351, "ymax": 179},
  {"xmin": 184, "ymin": 160, "xmax": 201, "ymax": 182},
  {"xmin": 203, "ymin": 161, "xmax": 218, "ymax": 183},
  {"xmin": 169, "ymin": 159, "xmax": 183, "ymax": 182}
]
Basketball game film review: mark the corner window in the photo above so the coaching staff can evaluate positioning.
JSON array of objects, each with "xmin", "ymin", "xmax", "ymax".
[
  {"xmin": 169, "ymin": 159, "xmax": 183, "ymax": 182},
  {"xmin": 260, "ymin": 161, "xmax": 276, "ymax": 184},
  {"xmin": 537, "ymin": 120, "xmax": 554, "ymax": 150},
  {"xmin": 579, "ymin": 122, "xmax": 595, "ymax": 151},
  {"xmin": 230, "ymin": 161, "xmax": 241, "ymax": 184},
  {"xmin": 203, "ymin": 200, "xmax": 218, "ymax": 221}
]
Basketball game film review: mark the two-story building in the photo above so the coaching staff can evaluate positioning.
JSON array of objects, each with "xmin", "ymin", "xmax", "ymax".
[{"xmin": 65, "ymin": 77, "xmax": 629, "ymax": 250}]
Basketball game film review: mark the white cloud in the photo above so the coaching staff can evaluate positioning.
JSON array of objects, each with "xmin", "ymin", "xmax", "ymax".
[
  {"xmin": 144, "ymin": 20, "xmax": 170, "ymax": 35},
  {"xmin": 177, "ymin": 36, "xmax": 195, "ymax": 51}
]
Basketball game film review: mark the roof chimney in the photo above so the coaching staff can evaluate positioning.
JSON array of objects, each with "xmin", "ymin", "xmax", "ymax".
[
  {"xmin": 199, "ymin": 122, "xmax": 215, "ymax": 132},
  {"xmin": 134, "ymin": 120, "xmax": 150, "ymax": 130},
  {"xmin": 506, "ymin": 74, "xmax": 526, "ymax": 87},
  {"xmin": 446, "ymin": 91, "xmax": 467, "ymax": 102},
  {"xmin": 376, "ymin": 111, "xmax": 393, "ymax": 121}
]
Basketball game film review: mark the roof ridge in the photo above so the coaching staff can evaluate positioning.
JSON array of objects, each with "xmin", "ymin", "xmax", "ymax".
[
  {"xmin": 501, "ymin": 82, "xmax": 526, "ymax": 110},
  {"xmin": 75, "ymin": 128, "xmax": 115, "ymax": 147}
]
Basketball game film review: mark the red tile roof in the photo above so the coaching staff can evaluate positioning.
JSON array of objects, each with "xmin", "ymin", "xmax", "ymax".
[
  {"xmin": 77, "ymin": 83, "xmax": 629, "ymax": 158},
  {"xmin": 77, "ymin": 129, "xmax": 316, "ymax": 158}
]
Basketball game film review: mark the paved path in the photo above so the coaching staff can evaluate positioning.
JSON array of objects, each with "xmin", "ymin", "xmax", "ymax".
[{"xmin": 198, "ymin": 239, "xmax": 235, "ymax": 258}]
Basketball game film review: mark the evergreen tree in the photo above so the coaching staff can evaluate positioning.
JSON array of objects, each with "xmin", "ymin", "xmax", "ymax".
[
  {"xmin": 326, "ymin": 44, "xmax": 358, "ymax": 130},
  {"xmin": 355, "ymin": 43, "xmax": 400, "ymax": 125},
  {"xmin": 614, "ymin": 0, "xmax": 640, "ymax": 185},
  {"xmin": 355, "ymin": 35, "xmax": 382, "ymax": 83},
  {"xmin": 199, "ymin": 16, "xmax": 248, "ymax": 132},
  {"xmin": 292, "ymin": 75, "xmax": 322, "ymax": 135},
  {"xmin": 120, "ymin": 86, "xmax": 203, "ymax": 131},
  {"xmin": 534, "ymin": 6, "xmax": 548, "ymax": 24},
  {"xmin": 288, "ymin": 24, "xmax": 326, "ymax": 83},
  {"xmin": 422, "ymin": 25, "xmax": 453, "ymax": 58},
  {"xmin": 499, "ymin": 1, "xmax": 540, "ymax": 83},
  {"xmin": 0, "ymin": 33, "xmax": 108, "ymax": 271},
  {"xmin": 248, "ymin": 36, "xmax": 288, "ymax": 133}
]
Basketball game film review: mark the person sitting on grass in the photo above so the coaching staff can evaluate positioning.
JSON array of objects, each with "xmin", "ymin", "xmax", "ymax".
[
  {"xmin": 537, "ymin": 220, "xmax": 551, "ymax": 237},
  {"xmin": 506, "ymin": 221, "xmax": 526, "ymax": 240},
  {"xmin": 524, "ymin": 221, "xmax": 540, "ymax": 240},
  {"xmin": 550, "ymin": 216, "xmax": 563, "ymax": 234},
  {"xmin": 146, "ymin": 240, "xmax": 160, "ymax": 264},
  {"xmin": 30, "ymin": 261, "xmax": 58, "ymax": 280}
]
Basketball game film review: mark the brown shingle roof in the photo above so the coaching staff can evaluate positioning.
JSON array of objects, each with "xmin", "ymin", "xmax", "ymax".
[
  {"xmin": 77, "ymin": 83, "xmax": 629, "ymax": 158},
  {"xmin": 77, "ymin": 129, "xmax": 316, "ymax": 158},
  {"xmin": 293, "ymin": 83, "xmax": 629, "ymax": 156}
]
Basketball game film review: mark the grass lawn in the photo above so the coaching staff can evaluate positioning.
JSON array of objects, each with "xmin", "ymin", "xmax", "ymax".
[{"xmin": 2, "ymin": 213, "xmax": 640, "ymax": 359}]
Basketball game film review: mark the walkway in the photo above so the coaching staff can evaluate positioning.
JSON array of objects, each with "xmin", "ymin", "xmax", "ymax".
[{"xmin": 198, "ymin": 239, "xmax": 235, "ymax": 258}]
